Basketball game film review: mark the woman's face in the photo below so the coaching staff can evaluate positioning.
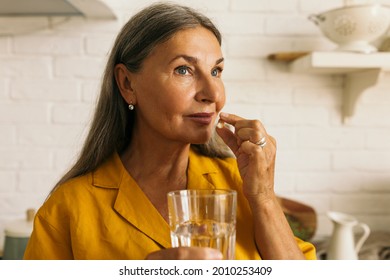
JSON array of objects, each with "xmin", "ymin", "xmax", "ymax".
[{"xmin": 131, "ymin": 26, "xmax": 225, "ymax": 145}]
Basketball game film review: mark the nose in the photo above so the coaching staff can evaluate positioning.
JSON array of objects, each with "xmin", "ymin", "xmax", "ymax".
[{"xmin": 195, "ymin": 73, "xmax": 225, "ymax": 105}]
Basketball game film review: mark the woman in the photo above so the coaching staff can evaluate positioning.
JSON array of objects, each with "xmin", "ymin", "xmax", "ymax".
[{"xmin": 24, "ymin": 2, "xmax": 316, "ymax": 260}]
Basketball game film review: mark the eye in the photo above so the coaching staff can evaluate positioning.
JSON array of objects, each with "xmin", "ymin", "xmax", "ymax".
[
  {"xmin": 175, "ymin": 66, "xmax": 191, "ymax": 76},
  {"xmin": 211, "ymin": 67, "xmax": 223, "ymax": 77}
]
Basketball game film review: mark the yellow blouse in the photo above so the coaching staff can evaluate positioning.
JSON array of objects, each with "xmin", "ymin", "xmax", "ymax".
[{"xmin": 24, "ymin": 148, "xmax": 316, "ymax": 260}]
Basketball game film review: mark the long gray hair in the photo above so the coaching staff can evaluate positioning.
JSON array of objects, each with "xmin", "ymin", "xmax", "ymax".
[{"xmin": 53, "ymin": 2, "xmax": 231, "ymax": 190}]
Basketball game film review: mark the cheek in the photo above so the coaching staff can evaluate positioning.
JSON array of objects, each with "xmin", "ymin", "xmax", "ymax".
[
  {"xmin": 147, "ymin": 88, "xmax": 188, "ymax": 121},
  {"xmin": 216, "ymin": 83, "xmax": 226, "ymax": 112}
]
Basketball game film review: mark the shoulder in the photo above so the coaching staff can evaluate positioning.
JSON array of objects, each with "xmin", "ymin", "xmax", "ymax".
[
  {"xmin": 38, "ymin": 173, "xmax": 92, "ymax": 221},
  {"xmin": 30, "ymin": 175, "xmax": 89, "ymax": 236},
  {"xmin": 36, "ymin": 167, "xmax": 118, "ymax": 233},
  {"xmin": 46, "ymin": 152, "xmax": 122, "ymax": 206},
  {"xmin": 48, "ymin": 173, "xmax": 92, "ymax": 203},
  {"xmin": 40, "ymin": 152, "xmax": 123, "ymax": 217}
]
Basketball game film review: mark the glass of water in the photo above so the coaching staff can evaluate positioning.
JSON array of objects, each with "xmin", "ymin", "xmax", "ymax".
[{"xmin": 167, "ymin": 189, "xmax": 237, "ymax": 260}]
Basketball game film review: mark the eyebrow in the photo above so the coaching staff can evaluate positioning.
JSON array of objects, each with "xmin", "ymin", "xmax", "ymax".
[{"xmin": 170, "ymin": 55, "xmax": 224, "ymax": 65}]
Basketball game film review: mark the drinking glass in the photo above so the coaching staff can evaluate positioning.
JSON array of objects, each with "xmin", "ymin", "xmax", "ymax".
[{"xmin": 167, "ymin": 189, "xmax": 237, "ymax": 260}]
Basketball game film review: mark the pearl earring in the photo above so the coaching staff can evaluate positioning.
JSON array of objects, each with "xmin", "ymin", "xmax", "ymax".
[{"xmin": 128, "ymin": 104, "xmax": 134, "ymax": 110}]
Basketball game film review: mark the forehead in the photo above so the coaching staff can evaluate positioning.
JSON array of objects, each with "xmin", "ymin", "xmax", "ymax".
[
  {"xmin": 168, "ymin": 26, "xmax": 220, "ymax": 45},
  {"xmin": 149, "ymin": 27, "xmax": 222, "ymax": 61}
]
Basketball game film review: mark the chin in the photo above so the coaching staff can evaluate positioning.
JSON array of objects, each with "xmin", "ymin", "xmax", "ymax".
[
  {"xmin": 190, "ymin": 133, "xmax": 213, "ymax": 145},
  {"xmin": 182, "ymin": 126, "xmax": 214, "ymax": 144}
]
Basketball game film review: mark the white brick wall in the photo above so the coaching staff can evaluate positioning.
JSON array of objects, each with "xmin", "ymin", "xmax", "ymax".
[{"xmin": 1, "ymin": 0, "xmax": 390, "ymax": 250}]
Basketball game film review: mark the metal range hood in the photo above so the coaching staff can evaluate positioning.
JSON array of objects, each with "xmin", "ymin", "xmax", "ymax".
[{"xmin": 0, "ymin": 0, "xmax": 116, "ymax": 19}]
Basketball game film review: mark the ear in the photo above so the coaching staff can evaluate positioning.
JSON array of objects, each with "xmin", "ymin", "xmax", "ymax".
[{"xmin": 114, "ymin": 63, "xmax": 137, "ymax": 105}]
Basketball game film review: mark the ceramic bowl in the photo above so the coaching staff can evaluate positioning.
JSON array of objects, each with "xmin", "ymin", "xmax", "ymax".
[{"xmin": 309, "ymin": 4, "xmax": 390, "ymax": 53}]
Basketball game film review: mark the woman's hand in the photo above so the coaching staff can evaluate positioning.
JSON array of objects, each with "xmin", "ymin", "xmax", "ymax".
[
  {"xmin": 216, "ymin": 112, "xmax": 306, "ymax": 259},
  {"xmin": 216, "ymin": 112, "xmax": 277, "ymax": 205},
  {"xmin": 146, "ymin": 247, "xmax": 223, "ymax": 260}
]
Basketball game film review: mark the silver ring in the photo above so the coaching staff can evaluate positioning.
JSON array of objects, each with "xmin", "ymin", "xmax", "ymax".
[{"xmin": 255, "ymin": 136, "xmax": 267, "ymax": 148}]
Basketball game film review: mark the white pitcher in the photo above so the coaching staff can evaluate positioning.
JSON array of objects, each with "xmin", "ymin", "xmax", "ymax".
[{"xmin": 327, "ymin": 211, "xmax": 370, "ymax": 260}]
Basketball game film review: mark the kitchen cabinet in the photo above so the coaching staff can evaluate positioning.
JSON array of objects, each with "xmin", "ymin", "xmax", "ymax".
[{"xmin": 276, "ymin": 51, "xmax": 390, "ymax": 123}]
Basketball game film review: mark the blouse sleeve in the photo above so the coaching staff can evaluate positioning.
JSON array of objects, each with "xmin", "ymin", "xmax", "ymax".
[
  {"xmin": 23, "ymin": 212, "xmax": 73, "ymax": 260},
  {"xmin": 296, "ymin": 237, "xmax": 317, "ymax": 260}
]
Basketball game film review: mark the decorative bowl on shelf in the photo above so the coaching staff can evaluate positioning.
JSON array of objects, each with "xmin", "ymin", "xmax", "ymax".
[
  {"xmin": 309, "ymin": 4, "xmax": 390, "ymax": 53},
  {"xmin": 277, "ymin": 197, "xmax": 317, "ymax": 241}
]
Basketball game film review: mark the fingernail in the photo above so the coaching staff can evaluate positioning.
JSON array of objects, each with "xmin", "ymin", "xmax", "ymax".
[
  {"xmin": 207, "ymin": 249, "xmax": 223, "ymax": 260},
  {"xmin": 219, "ymin": 112, "xmax": 228, "ymax": 118}
]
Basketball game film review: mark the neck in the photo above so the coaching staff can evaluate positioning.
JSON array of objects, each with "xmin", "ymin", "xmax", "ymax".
[{"xmin": 120, "ymin": 136, "xmax": 190, "ymax": 193}]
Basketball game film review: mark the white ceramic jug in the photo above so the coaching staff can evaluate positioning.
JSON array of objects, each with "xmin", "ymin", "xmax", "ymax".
[{"xmin": 327, "ymin": 211, "xmax": 370, "ymax": 260}]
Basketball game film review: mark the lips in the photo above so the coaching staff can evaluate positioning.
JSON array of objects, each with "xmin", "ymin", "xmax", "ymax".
[{"xmin": 186, "ymin": 112, "xmax": 214, "ymax": 125}]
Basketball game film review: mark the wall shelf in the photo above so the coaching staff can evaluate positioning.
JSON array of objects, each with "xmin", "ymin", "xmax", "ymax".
[
  {"xmin": 287, "ymin": 51, "xmax": 390, "ymax": 123},
  {"xmin": 0, "ymin": 0, "xmax": 117, "ymax": 19}
]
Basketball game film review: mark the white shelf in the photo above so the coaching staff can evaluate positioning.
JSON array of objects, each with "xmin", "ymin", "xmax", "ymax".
[
  {"xmin": 0, "ymin": 0, "xmax": 116, "ymax": 19},
  {"xmin": 289, "ymin": 51, "xmax": 390, "ymax": 123},
  {"xmin": 68, "ymin": 0, "xmax": 117, "ymax": 19}
]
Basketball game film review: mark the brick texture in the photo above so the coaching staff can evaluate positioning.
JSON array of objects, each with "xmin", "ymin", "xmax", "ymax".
[{"xmin": 1, "ymin": 0, "xmax": 390, "ymax": 243}]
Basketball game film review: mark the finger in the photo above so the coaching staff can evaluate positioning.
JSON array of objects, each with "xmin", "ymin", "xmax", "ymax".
[
  {"xmin": 236, "ymin": 119, "xmax": 266, "ymax": 141},
  {"xmin": 236, "ymin": 127, "xmax": 264, "ymax": 144},
  {"xmin": 218, "ymin": 112, "xmax": 244, "ymax": 126},
  {"xmin": 219, "ymin": 113, "xmax": 267, "ymax": 144},
  {"xmin": 219, "ymin": 112, "xmax": 261, "ymax": 133},
  {"xmin": 146, "ymin": 247, "xmax": 223, "ymax": 260},
  {"xmin": 216, "ymin": 121, "xmax": 240, "ymax": 153},
  {"xmin": 218, "ymin": 112, "xmax": 276, "ymax": 154}
]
